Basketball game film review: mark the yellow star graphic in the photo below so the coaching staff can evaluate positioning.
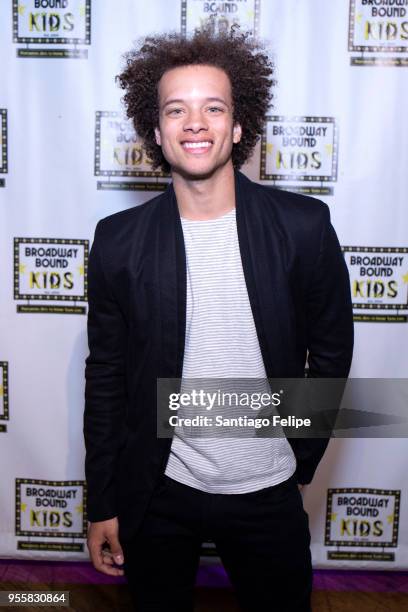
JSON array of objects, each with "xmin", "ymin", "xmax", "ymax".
[
  {"xmin": 386, "ymin": 513, "xmax": 394, "ymax": 524},
  {"xmin": 18, "ymin": 3, "xmax": 26, "ymax": 16},
  {"xmin": 0, "ymin": 385, "xmax": 3, "ymax": 397},
  {"xmin": 356, "ymin": 13, "xmax": 363, "ymax": 23},
  {"xmin": 78, "ymin": 265, "xmax": 84, "ymax": 276},
  {"xmin": 266, "ymin": 143, "xmax": 274, "ymax": 155},
  {"xmin": 247, "ymin": 10, "xmax": 255, "ymax": 19},
  {"xmin": 325, "ymin": 144, "xmax": 333, "ymax": 156},
  {"xmin": 21, "ymin": 503, "xmax": 27, "ymax": 512},
  {"xmin": 19, "ymin": 263, "xmax": 26, "ymax": 274},
  {"xmin": 75, "ymin": 504, "xmax": 83, "ymax": 514},
  {"xmin": 329, "ymin": 513, "xmax": 337, "ymax": 522},
  {"xmin": 79, "ymin": 5, "xmax": 86, "ymax": 17},
  {"xmin": 402, "ymin": 272, "xmax": 408, "ymax": 284}
]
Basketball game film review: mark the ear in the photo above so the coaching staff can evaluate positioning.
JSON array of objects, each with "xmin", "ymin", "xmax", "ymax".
[
  {"xmin": 233, "ymin": 123, "xmax": 242, "ymax": 144},
  {"xmin": 154, "ymin": 127, "xmax": 161, "ymax": 146}
]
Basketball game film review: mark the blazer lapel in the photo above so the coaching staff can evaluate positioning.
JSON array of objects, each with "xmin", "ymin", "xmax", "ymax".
[
  {"xmin": 235, "ymin": 171, "xmax": 291, "ymax": 377},
  {"xmin": 156, "ymin": 171, "xmax": 292, "ymax": 381},
  {"xmin": 157, "ymin": 183, "xmax": 186, "ymax": 379}
]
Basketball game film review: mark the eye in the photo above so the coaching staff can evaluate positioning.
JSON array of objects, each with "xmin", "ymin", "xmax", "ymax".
[
  {"xmin": 207, "ymin": 106, "xmax": 224, "ymax": 114},
  {"xmin": 166, "ymin": 108, "xmax": 184, "ymax": 116}
]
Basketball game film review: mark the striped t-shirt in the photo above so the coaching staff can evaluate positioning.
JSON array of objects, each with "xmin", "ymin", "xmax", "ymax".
[{"xmin": 164, "ymin": 208, "xmax": 296, "ymax": 493}]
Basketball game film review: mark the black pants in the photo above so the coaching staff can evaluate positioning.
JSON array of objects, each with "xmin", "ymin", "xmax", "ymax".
[{"xmin": 124, "ymin": 473, "xmax": 312, "ymax": 612}]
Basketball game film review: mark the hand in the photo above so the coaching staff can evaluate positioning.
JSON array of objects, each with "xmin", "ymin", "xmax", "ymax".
[{"xmin": 87, "ymin": 517, "xmax": 125, "ymax": 576}]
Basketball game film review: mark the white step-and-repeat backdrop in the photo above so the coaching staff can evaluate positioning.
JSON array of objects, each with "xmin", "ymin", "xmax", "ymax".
[{"xmin": 1, "ymin": 0, "xmax": 407, "ymax": 569}]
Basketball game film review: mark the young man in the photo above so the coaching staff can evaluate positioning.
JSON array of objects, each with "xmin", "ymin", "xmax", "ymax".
[{"xmin": 84, "ymin": 28, "xmax": 353, "ymax": 611}]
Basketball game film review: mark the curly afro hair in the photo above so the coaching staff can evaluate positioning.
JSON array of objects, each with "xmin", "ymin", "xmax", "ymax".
[{"xmin": 117, "ymin": 26, "xmax": 275, "ymax": 173}]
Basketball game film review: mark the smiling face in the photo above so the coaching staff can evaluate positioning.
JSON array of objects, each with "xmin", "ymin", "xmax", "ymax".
[{"xmin": 154, "ymin": 64, "xmax": 242, "ymax": 181}]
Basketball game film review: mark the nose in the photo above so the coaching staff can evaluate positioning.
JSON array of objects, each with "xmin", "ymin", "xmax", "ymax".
[{"xmin": 183, "ymin": 108, "xmax": 208, "ymax": 134}]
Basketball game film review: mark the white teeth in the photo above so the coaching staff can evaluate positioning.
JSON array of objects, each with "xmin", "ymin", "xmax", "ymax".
[{"xmin": 182, "ymin": 141, "xmax": 212, "ymax": 149}]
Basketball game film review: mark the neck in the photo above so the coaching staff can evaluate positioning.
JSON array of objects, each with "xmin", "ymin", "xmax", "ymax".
[{"xmin": 172, "ymin": 162, "xmax": 236, "ymax": 220}]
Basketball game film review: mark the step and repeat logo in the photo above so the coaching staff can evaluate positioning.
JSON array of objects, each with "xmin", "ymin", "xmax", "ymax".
[
  {"xmin": 14, "ymin": 238, "xmax": 88, "ymax": 314},
  {"xmin": 0, "ymin": 109, "xmax": 8, "ymax": 188},
  {"xmin": 180, "ymin": 0, "xmax": 260, "ymax": 36},
  {"xmin": 325, "ymin": 487, "xmax": 401, "ymax": 562},
  {"xmin": 94, "ymin": 111, "xmax": 170, "ymax": 192},
  {"xmin": 15, "ymin": 479, "xmax": 86, "ymax": 552},
  {"xmin": 13, "ymin": 0, "xmax": 91, "ymax": 59},
  {"xmin": 260, "ymin": 116, "xmax": 338, "ymax": 196},
  {"xmin": 349, "ymin": 0, "xmax": 408, "ymax": 66},
  {"xmin": 0, "ymin": 362, "xmax": 9, "ymax": 434},
  {"xmin": 343, "ymin": 246, "xmax": 408, "ymax": 323}
]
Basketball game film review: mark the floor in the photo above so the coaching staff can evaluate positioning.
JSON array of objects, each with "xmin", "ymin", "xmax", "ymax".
[{"xmin": 1, "ymin": 561, "xmax": 407, "ymax": 611}]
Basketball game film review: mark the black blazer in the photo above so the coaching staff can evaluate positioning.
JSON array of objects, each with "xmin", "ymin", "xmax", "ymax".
[{"xmin": 84, "ymin": 170, "xmax": 353, "ymax": 544}]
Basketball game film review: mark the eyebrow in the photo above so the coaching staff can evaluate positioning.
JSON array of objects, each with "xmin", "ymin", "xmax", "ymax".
[{"xmin": 161, "ymin": 97, "xmax": 229, "ymax": 109}]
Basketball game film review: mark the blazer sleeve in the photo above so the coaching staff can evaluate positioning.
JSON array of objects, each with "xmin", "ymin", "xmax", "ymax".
[
  {"xmin": 294, "ymin": 205, "xmax": 354, "ymax": 484},
  {"xmin": 306, "ymin": 204, "xmax": 354, "ymax": 379},
  {"xmin": 84, "ymin": 221, "xmax": 127, "ymax": 522}
]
